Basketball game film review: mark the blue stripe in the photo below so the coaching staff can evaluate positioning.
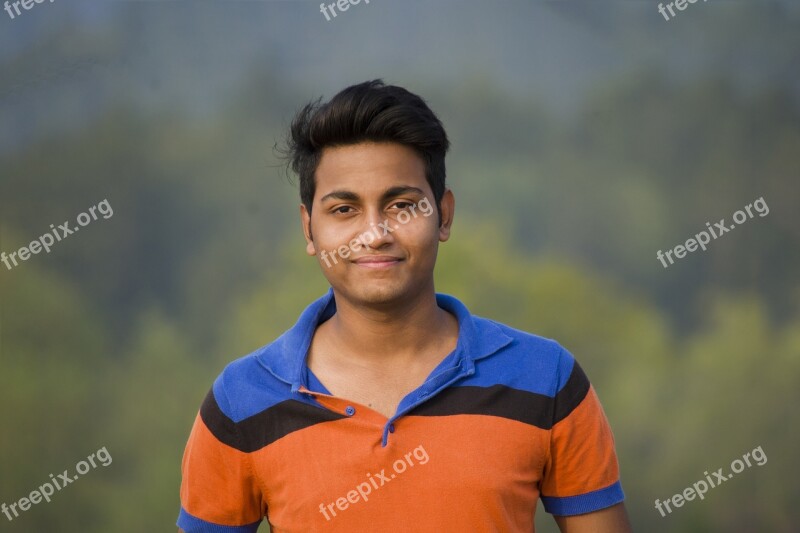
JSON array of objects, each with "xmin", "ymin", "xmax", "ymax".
[
  {"xmin": 541, "ymin": 480, "xmax": 625, "ymax": 516},
  {"xmin": 211, "ymin": 290, "xmax": 577, "ymax": 421},
  {"xmin": 454, "ymin": 328, "xmax": 571, "ymax": 396},
  {"xmin": 177, "ymin": 508, "xmax": 262, "ymax": 533}
]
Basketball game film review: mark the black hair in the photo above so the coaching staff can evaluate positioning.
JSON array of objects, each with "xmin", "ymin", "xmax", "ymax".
[{"xmin": 282, "ymin": 79, "xmax": 450, "ymax": 223}]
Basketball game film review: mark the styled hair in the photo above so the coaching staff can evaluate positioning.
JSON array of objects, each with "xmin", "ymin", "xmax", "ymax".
[{"xmin": 282, "ymin": 79, "xmax": 450, "ymax": 222}]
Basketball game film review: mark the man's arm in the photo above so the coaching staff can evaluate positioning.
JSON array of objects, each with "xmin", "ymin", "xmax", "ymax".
[
  {"xmin": 177, "ymin": 384, "xmax": 264, "ymax": 533},
  {"xmin": 539, "ymin": 352, "xmax": 627, "ymax": 525},
  {"xmin": 554, "ymin": 502, "xmax": 632, "ymax": 533}
]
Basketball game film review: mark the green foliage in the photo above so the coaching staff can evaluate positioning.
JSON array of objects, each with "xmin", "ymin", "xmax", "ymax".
[{"xmin": 0, "ymin": 260, "xmax": 112, "ymax": 530}]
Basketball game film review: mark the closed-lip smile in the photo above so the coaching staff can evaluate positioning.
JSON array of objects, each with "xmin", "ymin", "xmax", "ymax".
[{"xmin": 353, "ymin": 255, "xmax": 403, "ymax": 268}]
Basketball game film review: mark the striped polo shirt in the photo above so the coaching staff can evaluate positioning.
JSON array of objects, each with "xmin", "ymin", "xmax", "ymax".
[{"xmin": 178, "ymin": 288, "xmax": 624, "ymax": 532}]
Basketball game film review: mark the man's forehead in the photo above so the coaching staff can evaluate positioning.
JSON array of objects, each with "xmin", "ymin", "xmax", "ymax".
[{"xmin": 314, "ymin": 143, "xmax": 429, "ymax": 198}]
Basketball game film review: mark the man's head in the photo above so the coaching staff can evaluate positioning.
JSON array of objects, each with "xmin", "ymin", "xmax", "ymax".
[
  {"xmin": 285, "ymin": 79, "xmax": 450, "ymax": 223},
  {"xmin": 283, "ymin": 80, "xmax": 454, "ymax": 305}
]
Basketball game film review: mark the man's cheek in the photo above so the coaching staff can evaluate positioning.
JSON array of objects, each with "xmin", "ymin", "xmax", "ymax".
[{"xmin": 407, "ymin": 235, "xmax": 441, "ymax": 265}]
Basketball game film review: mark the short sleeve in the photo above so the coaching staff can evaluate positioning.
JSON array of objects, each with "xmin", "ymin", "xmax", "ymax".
[
  {"xmin": 540, "ymin": 354, "xmax": 625, "ymax": 516},
  {"xmin": 177, "ymin": 385, "xmax": 264, "ymax": 532}
]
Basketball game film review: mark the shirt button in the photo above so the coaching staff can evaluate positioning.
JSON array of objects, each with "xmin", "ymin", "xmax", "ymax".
[
  {"xmin": 388, "ymin": 424, "xmax": 395, "ymax": 433},
  {"xmin": 345, "ymin": 406, "xmax": 356, "ymax": 416}
]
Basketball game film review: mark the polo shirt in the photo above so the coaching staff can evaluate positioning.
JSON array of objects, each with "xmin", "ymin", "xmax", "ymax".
[{"xmin": 178, "ymin": 288, "xmax": 624, "ymax": 532}]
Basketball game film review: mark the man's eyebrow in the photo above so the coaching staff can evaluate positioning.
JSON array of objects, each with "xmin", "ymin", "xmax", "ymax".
[
  {"xmin": 319, "ymin": 186, "xmax": 426, "ymax": 204},
  {"xmin": 319, "ymin": 190, "xmax": 360, "ymax": 203},
  {"xmin": 381, "ymin": 186, "xmax": 426, "ymax": 201}
]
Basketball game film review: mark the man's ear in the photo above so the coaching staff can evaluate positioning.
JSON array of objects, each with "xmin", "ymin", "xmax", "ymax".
[
  {"xmin": 438, "ymin": 188, "xmax": 455, "ymax": 242},
  {"xmin": 300, "ymin": 204, "xmax": 316, "ymax": 256}
]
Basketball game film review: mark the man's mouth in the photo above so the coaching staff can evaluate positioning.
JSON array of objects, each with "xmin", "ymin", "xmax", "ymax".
[{"xmin": 353, "ymin": 255, "xmax": 403, "ymax": 269}]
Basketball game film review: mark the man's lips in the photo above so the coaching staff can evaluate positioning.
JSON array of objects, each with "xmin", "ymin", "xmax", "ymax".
[{"xmin": 353, "ymin": 255, "xmax": 403, "ymax": 268}]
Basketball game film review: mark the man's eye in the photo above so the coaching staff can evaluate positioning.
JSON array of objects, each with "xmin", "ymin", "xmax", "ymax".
[
  {"xmin": 333, "ymin": 206, "xmax": 354, "ymax": 214},
  {"xmin": 392, "ymin": 201, "xmax": 413, "ymax": 210}
]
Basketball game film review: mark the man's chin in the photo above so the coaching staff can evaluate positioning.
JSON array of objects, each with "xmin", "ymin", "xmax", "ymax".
[{"xmin": 338, "ymin": 281, "xmax": 410, "ymax": 307}]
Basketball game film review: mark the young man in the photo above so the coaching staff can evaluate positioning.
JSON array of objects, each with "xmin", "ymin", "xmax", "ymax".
[{"xmin": 177, "ymin": 80, "xmax": 631, "ymax": 532}]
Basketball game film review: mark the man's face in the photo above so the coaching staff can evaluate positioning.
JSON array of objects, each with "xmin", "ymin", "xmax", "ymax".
[{"xmin": 302, "ymin": 142, "xmax": 451, "ymax": 306}]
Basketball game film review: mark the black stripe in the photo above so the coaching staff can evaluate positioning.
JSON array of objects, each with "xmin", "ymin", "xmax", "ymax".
[
  {"xmin": 200, "ymin": 390, "xmax": 346, "ymax": 453},
  {"xmin": 553, "ymin": 361, "xmax": 590, "ymax": 425},
  {"xmin": 408, "ymin": 364, "xmax": 590, "ymax": 430},
  {"xmin": 200, "ymin": 390, "xmax": 240, "ymax": 448},
  {"xmin": 409, "ymin": 384, "xmax": 556, "ymax": 429}
]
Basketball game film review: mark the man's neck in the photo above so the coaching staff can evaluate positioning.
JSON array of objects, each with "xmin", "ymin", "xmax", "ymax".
[{"xmin": 321, "ymin": 288, "xmax": 458, "ymax": 367}]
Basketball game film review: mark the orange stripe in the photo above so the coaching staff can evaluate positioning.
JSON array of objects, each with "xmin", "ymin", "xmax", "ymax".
[
  {"xmin": 254, "ymin": 414, "xmax": 549, "ymax": 532},
  {"xmin": 541, "ymin": 386, "xmax": 619, "ymax": 497},
  {"xmin": 180, "ymin": 413, "xmax": 264, "ymax": 526}
]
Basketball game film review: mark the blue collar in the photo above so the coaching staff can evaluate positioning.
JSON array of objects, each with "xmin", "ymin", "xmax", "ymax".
[{"xmin": 256, "ymin": 287, "xmax": 513, "ymax": 392}]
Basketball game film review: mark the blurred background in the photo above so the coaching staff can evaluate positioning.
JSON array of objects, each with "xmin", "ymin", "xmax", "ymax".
[{"xmin": 1, "ymin": 1, "xmax": 798, "ymax": 531}]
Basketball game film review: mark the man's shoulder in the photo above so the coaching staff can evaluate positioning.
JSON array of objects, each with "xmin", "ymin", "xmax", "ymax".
[
  {"xmin": 210, "ymin": 338, "xmax": 294, "ymax": 422},
  {"xmin": 470, "ymin": 315, "xmax": 579, "ymax": 396},
  {"xmin": 474, "ymin": 314, "xmax": 569, "ymax": 360}
]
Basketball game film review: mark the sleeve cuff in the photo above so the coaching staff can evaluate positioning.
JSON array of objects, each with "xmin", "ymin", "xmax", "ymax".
[
  {"xmin": 177, "ymin": 508, "xmax": 262, "ymax": 533},
  {"xmin": 541, "ymin": 480, "xmax": 625, "ymax": 516}
]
